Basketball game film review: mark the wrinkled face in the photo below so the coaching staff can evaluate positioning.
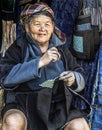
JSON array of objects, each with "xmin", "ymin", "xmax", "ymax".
[{"xmin": 25, "ymin": 15, "xmax": 54, "ymax": 46}]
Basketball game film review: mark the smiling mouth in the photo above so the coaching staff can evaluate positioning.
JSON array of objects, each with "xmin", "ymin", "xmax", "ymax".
[{"xmin": 38, "ymin": 33, "xmax": 46, "ymax": 36}]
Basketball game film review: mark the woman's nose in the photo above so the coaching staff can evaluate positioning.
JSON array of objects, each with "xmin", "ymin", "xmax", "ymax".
[{"xmin": 39, "ymin": 25, "xmax": 45, "ymax": 31}]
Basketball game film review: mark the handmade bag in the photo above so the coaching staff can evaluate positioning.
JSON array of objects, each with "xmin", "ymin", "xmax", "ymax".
[
  {"xmin": 70, "ymin": 1, "xmax": 100, "ymax": 61},
  {"xmin": 1, "ymin": 0, "xmax": 16, "ymax": 20}
]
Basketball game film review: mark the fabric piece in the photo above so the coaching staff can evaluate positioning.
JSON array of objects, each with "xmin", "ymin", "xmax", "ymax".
[
  {"xmin": 1, "ymin": 20, "xmax": 16, "ymax": 56},
  {"xmin": 1, "ymin": 0, "xmax": 20, "ymax": 21},
  {"xmin": 20, "ymin": 2, "xmax": 54, "ymax": 25},
  {"xmin": 0, "ymin": 7, "xmax": 2, "ymax": 52},
  {"xmin": 51, "ymin": 0, "xmax": 79, "ymax": 47},
  {"xmin": 90, "ymin": 36, "xmax": 102, "ymax": 130}
]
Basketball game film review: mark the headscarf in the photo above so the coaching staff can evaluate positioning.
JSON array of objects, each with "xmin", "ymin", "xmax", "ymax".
[{"xmin": 20, "ymin": 2, "xmax": 66, "ymax": 42}]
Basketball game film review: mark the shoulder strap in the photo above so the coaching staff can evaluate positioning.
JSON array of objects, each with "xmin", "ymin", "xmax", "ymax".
[
  {"xmin": 67, "ymin": 86, "xmax": 91, "ymax": 114},
  {"xmin": 58, "ymin": 45, "xmax": 91, "ymax": 115}
]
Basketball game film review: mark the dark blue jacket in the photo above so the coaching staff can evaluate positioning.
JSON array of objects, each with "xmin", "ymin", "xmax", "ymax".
[
  {"xmin": 0, "ymin": 32, "xmax": 86, "ymax": 92},
  {"xmin": 0, "ymin": 32, "xmax": 90, "ymax": 130}
]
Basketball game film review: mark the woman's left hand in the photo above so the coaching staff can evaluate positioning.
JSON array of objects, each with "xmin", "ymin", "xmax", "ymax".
[{"xmin": 59, "ymin": 71, "xmax": 75, "ymax": 86}]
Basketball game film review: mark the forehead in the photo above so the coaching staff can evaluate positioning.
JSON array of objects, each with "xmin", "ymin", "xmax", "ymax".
[{"xmin": 31, "ymin": 14, "xmax": 53, "ymax": 22}]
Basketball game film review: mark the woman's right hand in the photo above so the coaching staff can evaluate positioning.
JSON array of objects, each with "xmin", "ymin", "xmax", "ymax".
[{"xmin": 39, "ymin": 47, "xmax": 60, "ymax": 68}]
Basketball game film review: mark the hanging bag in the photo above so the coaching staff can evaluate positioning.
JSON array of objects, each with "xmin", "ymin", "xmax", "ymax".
[
  {"xmin": 70, "ymin": 0, "xmax": 100, "ymax": 61},
  {"xmin": 1, "ymin": 0, "xmax": 16, "ymax": 20}
]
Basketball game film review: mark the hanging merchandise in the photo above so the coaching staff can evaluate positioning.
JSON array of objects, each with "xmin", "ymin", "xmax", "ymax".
[
  {"xmin": 18, "ymin": 0, "xmax": 51, "ymax": 6},
  {"xmin": 90, "ymin": 36, "xmax": 102, "ymax": 130},
  {"xmin": 19, "ymin": 0, "xmax": 32, "ymax": 5},
  {"xmin": 91, "ymin": 0, "xmax": 102, "ymax": 32},
  {"xmin": 1, "ymin": 20, "xmax": 16, "ymax": 56},
  {"xmin": 98, "ymin": 0, "xmax": 102, "ymax": 32},
  {"xmin": 40, "ymin": 0, "xmax": 52, "ymax": 6},
  {"xmin": 98, "ymin": 7, "xmax": 102, "ymax": 32},
  {"xmin": 0, "ymin": 4, "xmax": 2, "ymax": 52},
  {"xmin": 51, "ymin": 0, "xmax": 79, "ymax": 47},
  {"xmin": 70, "ymin": 0, "xmax": 100, "ymax": 61},
  {"xmin": 18, "ymin": 0, "xmax": 39, "ymax": 6},
  {"xmin": 1, "ymin": 0, "xmax": 17, "ymax": 21}
]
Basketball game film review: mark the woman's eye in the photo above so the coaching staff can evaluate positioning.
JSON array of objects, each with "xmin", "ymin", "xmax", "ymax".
[
  {"xmin": 35, "ymin": 23, "xmax": 40, "ymax": 26},
  {"xmin": 45, "ymin": 24, "xmax": 50, "ymax": 27},
  {"xmin": 32, "ymin": 22, "xmax": 40, "ymax": 26}
]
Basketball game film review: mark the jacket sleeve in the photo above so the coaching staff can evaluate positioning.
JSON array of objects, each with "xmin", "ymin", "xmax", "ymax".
[
  {"xmin": 59, "ymin": 45, "xmax": 87, "ymax": 92},
  {"xmin": 0, "ymin": 41, "xmax": 41, "ymax": 88}
]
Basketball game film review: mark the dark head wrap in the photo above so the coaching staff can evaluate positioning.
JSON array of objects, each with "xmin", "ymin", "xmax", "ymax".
[
  {"xmin": 20, "ymin": 2, "xmax": 66, "ymax": 42},
  {"xmin": 20, "ymin": 2, "xmax": 54, "ymax": 25}
]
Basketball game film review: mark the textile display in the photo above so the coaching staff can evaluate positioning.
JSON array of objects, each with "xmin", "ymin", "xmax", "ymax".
[
  {"xmin": 76, "ymin": 0, "xmax": 101, "ymax": 104},
  {"xmin": 0, "ymin": 7, "xmax": 2, "ymax": 52},
  {"xmin": 18, "ymin": 0, "xmax": 43, "ymax": 6},
  {"xmin": 0, "ymin": 90, "xmax": 4, "ymax": 119},
  {"xmin": 90, "ymin": 35, "xmax": 102, "ymax": 130},
  {"xmin": 51, "ymin": 0, "xmax": 79, "ymax": 47},
  {"xmin": 40, "ymin": 0, "xmax": 52, "ymax": 6},
  {"xmin": 70, "ymin": 0, "xmax": 100, "ymax": 61},
  {"xmin": 1, "ymin": 0, "xmax": 17, "ymax": 21},
  {"xmin": 51, "ymin": 0, "xmax": 97, "ymax": 110},
  {"xmin": 90, "ymin": 0, "xmax": 102, "ymax": 32},
  {"xmin": 70, "ymin": 12, "xmax": 99, "ymax": 61},
  {"xmin": 19, "ymin": 0, "xmax": 32, "ymax": 5},
  {"xmin": 1, "ymin": 20, "xmax": 16, "ymax": 56}
]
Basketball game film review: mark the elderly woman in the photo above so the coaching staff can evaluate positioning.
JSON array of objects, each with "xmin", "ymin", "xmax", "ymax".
[{"xmin": 0, "ymin": 2, "xmax": 90, "ymax": 130}]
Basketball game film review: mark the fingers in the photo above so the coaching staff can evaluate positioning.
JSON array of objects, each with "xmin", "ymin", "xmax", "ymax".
[
  {"xmin": 59, "ymin": 71, "xmax": 75, "ymax": 86},
  {"xmin": 48, "ymin": 47, "xmax": 61, "ymax": 62},
  {"xmin": 39, "ymin": 47, "xmax": 60, "ymax": 68}
]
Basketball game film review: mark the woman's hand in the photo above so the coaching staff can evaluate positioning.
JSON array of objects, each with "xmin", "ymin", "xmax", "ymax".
[
  {"xmin": 39, "ymin": 47, "xmax": 60, "ymax": 68},
  {"xmin": 59, "ymin": 71, "xmax": 75, "ymax": 86}
]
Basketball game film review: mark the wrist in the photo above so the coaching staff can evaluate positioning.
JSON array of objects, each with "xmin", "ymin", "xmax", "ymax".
[{"xmin": 38, "ymin": 59, "xmax": 45, "ymax": 68}]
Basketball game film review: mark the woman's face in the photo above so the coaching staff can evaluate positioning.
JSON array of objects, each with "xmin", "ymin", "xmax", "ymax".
[{"xmin": 25, "ymin": 15, "xmax": 54, "ymax": 46}]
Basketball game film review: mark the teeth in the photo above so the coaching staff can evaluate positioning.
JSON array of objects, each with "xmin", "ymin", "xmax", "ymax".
[{"xmin": 39, "ymin": 34, "xmax": 44, "ymax": 35}]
